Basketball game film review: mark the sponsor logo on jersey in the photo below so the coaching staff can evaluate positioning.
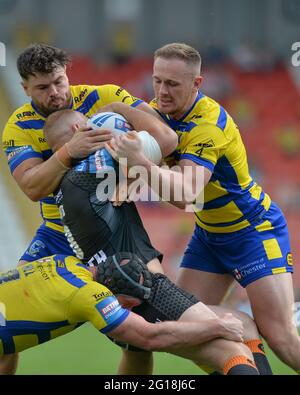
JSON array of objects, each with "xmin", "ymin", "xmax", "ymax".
[
  {"xmin": 7, "ymin": 145, "xmax": 31, "ymax": 161},
  {"xmin": 16, "ymin": 111, "xmax": 36, "ymax": 119},
  {"xmin": 26, "ymin": 240, "xmax": 46, "ymax": 258},
  {"xmin": 3, "ymin": 139, "xmax": 15, "ymax": 147},
  {"xmin": 190, "ymin": 114, "xmax": 203, "ymax": 120},
  {"xmin": 22, "ymin": 264, "xmax": 35, "ymax": 277},
  {"xmin": 115, "ymin": 87, "xmax": 124, "ymax": 96},
  {"xmin": 232, "ymin": 258, "xmax": 266, "ymax": 281},
  {"xmin": 232, "ymin": 268, "xmax": 242, "ymax": 281},
  {"xmin": 93, "ymin": 290, "xmax": 112, "ymax": 301},
  {"xmin": 96, "ymin": 296, "xmax": 122, "ymax": 321},
  {"xmin": 74, "ymin": 89, "xmax": 88, "ymax": 104}
]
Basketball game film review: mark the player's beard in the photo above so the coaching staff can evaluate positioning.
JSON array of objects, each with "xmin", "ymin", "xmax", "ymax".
[{"xmin": 37, "ymin": 93, "xmax": 72, "ymax": 116}]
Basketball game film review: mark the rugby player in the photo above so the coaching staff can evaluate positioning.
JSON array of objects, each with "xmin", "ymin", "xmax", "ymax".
[
  {"xmin": 108, "ymin": 43, "xmax": 299, "ymax": 373},
  {"xmin": 1, "ymin": 43, "xmax": 177, "ymax": 374},
  {"xmin": 0, "ymin": 252, "xmax": 261, "ymax": 375},
  {"xmin": 43, "ymin": 109, "xmax": 271, "ymax": 376}
]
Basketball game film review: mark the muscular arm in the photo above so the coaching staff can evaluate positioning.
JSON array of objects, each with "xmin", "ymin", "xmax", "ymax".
[
  {"xmin": 12, "ymin": 157, "xmax": 70, "ymax": 201},
  {"xmin": 107, "ymin": 311, "xmax": 232, "ymax": 352},
  {"xmin": 101, "ymin": 101, "xmax": 178, "ymax": 158},
  {"xmin": 11, "ymin": 128, "xmax": 112, "ymax": 202}
]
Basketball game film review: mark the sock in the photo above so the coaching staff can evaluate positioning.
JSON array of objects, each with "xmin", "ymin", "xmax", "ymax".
[
  {"xmin": 223, "ymin": 355, "xmax": 259, "ymax": 375},
  {"xmin": 245, "ymin": 339, "xmax": 273, "ymax": 375}
]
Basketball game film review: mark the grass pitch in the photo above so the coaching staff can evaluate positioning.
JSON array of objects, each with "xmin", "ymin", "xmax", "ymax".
[{"xmin": 16, "ymin": 322, "xmax": 296, "ymax": 375}]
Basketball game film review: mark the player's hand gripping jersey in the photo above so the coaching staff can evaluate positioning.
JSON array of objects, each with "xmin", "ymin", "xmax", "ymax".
[{"xmin": 0, "ymin": 255, "xmax": 129, "ymax": 355}]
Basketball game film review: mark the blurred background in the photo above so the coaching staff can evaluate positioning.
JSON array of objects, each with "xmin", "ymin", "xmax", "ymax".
[{"xmin": 0, "ymin": 0, "xmax": 299, "ymax": 374}]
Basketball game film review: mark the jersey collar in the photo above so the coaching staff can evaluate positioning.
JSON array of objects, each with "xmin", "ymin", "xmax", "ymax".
[{"xmin": 176, "ymin": 91, "xmax": 205, "ymax": 122}]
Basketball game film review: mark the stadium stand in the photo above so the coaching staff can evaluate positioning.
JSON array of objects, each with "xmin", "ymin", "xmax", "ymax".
[
  {"xmin": 0, "ymin": 62, "xmax": 41, "ymax": 270},
  {"xmin": 0, "ymin": 82, "xmax": 33, "ymax": 271}
]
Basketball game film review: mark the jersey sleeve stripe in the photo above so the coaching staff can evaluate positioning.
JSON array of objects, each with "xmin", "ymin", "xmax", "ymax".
[
  {"xmin": 130, "ymin": 99, "xmax": 144, "ymax": 108},
  {"xmin": 100, "ymin": 309, "xmax": 130, "ymax": 334},
  {"xmin": 9, "ymin": 151, "xmax": 43, "ymax": 173},
  {"xmin": 76, "ymin": 90, "xmax": 99, "ymax": 114},
  {"xmin": 216, "ymin": 106, "xmax": 228, "ymax": 131},
  {"xmin": 180, "ymin": 153, "xmax": 215, "ymax": 172},
  {"xmin": 16, "ymin": 120, "xmax": 45, "ymax": 130}
]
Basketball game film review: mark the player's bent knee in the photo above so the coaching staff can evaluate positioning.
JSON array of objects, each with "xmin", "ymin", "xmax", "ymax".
[
  {"xmin": 231, "ymin": 311, "xmax": 259, "ymax": 340},
  {"xmin": 209, "ymin": 305, "xmax": 259, "ymax": 340}
]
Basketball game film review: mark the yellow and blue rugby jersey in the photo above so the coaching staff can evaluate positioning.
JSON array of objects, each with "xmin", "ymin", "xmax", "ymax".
[
  {"xmin": 2, "ymin": 85, "xmax": 143, "ymax": 233},
  {"xmin": 150, "ymin": 92, "xmax": 271, "ymax": 233},
  {"xmin": 0, "ymin": 255, "xmax": 129, "ymax": 355}
]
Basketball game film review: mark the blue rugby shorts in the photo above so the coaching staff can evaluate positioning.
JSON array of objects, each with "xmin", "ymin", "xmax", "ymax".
[
  {"xmin": 180, "ymin": 202, "xmax": 293, "ymax": 287},
  {"xmin": 20, "ymin": 223, "xmax": 74, "ymax": 262}
]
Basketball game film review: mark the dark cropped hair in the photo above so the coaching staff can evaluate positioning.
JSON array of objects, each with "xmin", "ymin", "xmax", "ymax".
[{"xmin": 17, "ymin": 43, "xmax": 71, "ymax": 79}]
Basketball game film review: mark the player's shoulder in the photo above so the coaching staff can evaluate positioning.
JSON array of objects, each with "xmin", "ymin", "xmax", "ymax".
[
  {"xmin": 95, "ymin": 83, "xmax": 128, "ymax": 99},
  {"xmin": 187, "ymin": 94, "xmax": 235, "ymax": 137},
  {"xmin": 193, "ymin": 94, "xmax": 222, "ymax": 122},
  {"xmin": 71, "ymin": 83, "xmax": 122, "ymax": 96},
  {"xmin": 70, "ymin": 84, "xmax": 126, "ymax": 109},
  {"xmin": 6, "ymin": 102, "xmax": 39, "ymax": 126}
]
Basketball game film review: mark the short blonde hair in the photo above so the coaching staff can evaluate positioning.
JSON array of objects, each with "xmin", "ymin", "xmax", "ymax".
[{"xmin": 154, "ymin": 43, "xmax": 201, "ymax": 73}]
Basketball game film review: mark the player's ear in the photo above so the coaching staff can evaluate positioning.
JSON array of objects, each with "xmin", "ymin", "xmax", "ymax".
[
  {"xmin": 72, "ymin": 123, "xmax": 80, "ymax": 133},
  {"xmin": 194, "ymin": 76, "xmax": 203, "ymax": 90}
]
